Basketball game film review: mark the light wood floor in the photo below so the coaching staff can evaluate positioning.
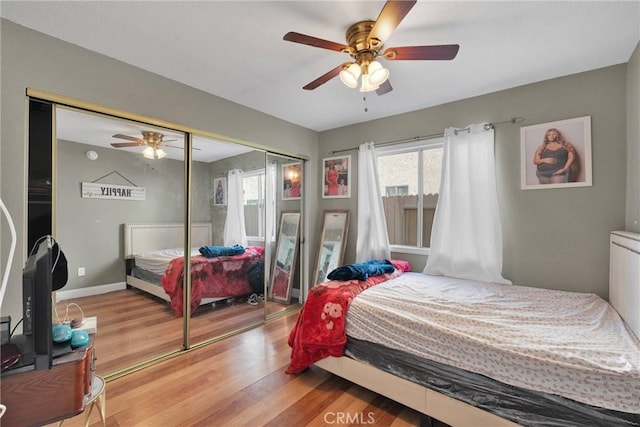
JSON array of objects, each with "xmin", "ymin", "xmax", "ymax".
[
  {"xmin": 55, "ymin": 288, "xmax": 293, "ymax": 375},
  {"xmin": 53, "ymin": 310, "xmax": 453, "ymax": 427}
]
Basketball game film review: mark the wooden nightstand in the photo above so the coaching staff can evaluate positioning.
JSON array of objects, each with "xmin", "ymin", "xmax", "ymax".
[{"xmin": 1, "ymin": 336, "xmax": 98, "ymax": 426}]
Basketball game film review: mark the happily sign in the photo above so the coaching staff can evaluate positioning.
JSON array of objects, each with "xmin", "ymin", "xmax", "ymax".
[{"xmin": 81, "ymin": 182, "xmax": 146, "ymax": 200}]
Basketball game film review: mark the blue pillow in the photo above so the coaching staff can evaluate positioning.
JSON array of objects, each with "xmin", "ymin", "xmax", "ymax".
[
  {"xmin": 327, "ymin": 259, "xmax": 395, "ymax": 281},
  {"xmin": 199, "ymin": 244, "xmax": 245, "ymax": 258}
]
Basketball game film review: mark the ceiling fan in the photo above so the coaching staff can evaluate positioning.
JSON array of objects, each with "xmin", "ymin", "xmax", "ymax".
[
  {"xmin": 283, "ymin": 0, "xmax": 459, "ymax": 95},
  {"xmin": 111, "ymin": 131, "xmax": 179, "ymax": 159}
]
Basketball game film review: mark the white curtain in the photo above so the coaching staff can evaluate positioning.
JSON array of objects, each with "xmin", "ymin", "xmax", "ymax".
[
  {"xmin": 223, "ymin": 169, "xmax": 247, "ymax": 247},
  {"xmin": 424, "ymin": 123, "xmax": 511, "ymax": 284},
  {"xmin": 265, "ymin": 163, "xmax": 277, "ymax": 243},
  {"xmin": 356, "ymin": 142, "xmax": 390, "ymax": 262}
]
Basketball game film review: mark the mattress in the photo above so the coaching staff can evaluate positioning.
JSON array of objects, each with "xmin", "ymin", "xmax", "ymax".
[
  {"xmin": 346, "ymin": 272, "xmax": 640, "ymax": 414},
  {"xmin": 130, "ymin": 266, "xmax": 162, "ymax": 285},
  {"xmin": 345, "ymin": 337, "xmax": 640, "ymax": 427},
  {"xmin": 134, "ymin": 247, "xmax": 200, "ymax": 275}
]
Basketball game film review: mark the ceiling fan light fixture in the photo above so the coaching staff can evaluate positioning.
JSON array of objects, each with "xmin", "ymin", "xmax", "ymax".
[
  {"xmin": 284, "ymin": 1, "xmax": 459, "ymax": 96},
  {"xmin": 339, "ymin": 63, "xmax": 361, "ymax": 88},
  {"xmin": 142, "ymin": 146, "xmax": 167, "ymax": 159},
  {"xmin": 359, "ymin": 73, "xmax": 379, "ymax": 93},
  {"xmin": 368, "ymin": 60, "xmax": 389, "ymax": 86},
  {"xmin": 143, "ymin": 146, "xmax": 155, "ymax": 159}
]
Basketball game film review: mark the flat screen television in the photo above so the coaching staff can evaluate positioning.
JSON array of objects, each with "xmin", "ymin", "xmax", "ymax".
[{"xmin": 12, "ymin": 236, "xmax": 55, "ymax": 370}]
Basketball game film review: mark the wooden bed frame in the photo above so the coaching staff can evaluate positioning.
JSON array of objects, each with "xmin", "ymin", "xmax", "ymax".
[
  {"xmin": 315, "ymin": 230, "xmax": 640, "ymax": 427},
  {"xmin": 123, "ymin": 222, "xmax": 213, "ymax": 303}
]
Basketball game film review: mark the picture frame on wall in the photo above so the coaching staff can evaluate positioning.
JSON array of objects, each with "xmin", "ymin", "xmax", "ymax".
[
  {"xmin": 213, "ymin": 177, "xmax": 227, "ymax": 206},
  {"xmin": 282, "ymin": 162, "xmax": 302, "ymax": 200},
  {"xmin": 322, "ymin": 155, "xmax": 351, "ymax": 198},
  {"xmin": 520, "ymin": 116, "xmax": 592, "ymax": 190}
]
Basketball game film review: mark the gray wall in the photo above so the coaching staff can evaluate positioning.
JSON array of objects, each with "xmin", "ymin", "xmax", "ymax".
[
  {"xmin": 319, "ymin": 64, "xmax": 630, "ymax": 299},
  {"xmin": 627, "ymin": 42, "xmax": 640, "ymax": 232},
  {"xmin": 0, "ymin": 20, "xmax": 319, "ymax": 325}
]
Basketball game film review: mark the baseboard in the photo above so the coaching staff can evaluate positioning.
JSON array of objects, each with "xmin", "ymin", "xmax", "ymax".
[{"xmin": 56, "ymin": 281, "xmax": 126, "ymax": 301}]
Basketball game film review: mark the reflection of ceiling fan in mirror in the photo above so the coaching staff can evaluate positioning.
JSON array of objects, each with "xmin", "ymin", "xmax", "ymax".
[
  {"xmin": 283, "ymin": 0, "xmax": 459, "ymax": 95},
  {"xmin": 111, "ymin": 131, "xmax": 181, "ymax": 159}
]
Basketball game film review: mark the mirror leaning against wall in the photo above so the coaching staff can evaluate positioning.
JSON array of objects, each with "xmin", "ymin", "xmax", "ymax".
[
  {"xmin": 265, "ymin": 154, "xmax": 304, "ymax": 316},
  {"xmin": 313, "ymin": 210, "xmax": 350, "ymax": 285},
  {"xmin": 269, "ymin": 212, "xmax": 301, "ymax": 304}
]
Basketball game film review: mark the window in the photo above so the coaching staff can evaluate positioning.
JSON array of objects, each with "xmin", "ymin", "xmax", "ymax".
[
  {"xmin": 242, "ymin": 167, "xmax": 275, "ymax": 240},
  {"xmin": 376, "ymin": 139, "xmax": 443, "ymax": 250},
  {"xmin": 385, "ymin": 185, "xmax": 409, "ymax": 197}
]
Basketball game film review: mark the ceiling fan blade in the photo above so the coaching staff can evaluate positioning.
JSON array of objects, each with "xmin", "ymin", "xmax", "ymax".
[
  {"xmin": 303, "ymin": 63, "xmax": 350, "ymax": 90},
  {"xmin": 284, "ymin": 32, "xmax": 349, "ymax": 53},
  {"xmin": 383, "ymin": 44, "xmax": 460, "ymax": 60},
  {"xmin": 111, "ymin": 142, "xmax": 142, "ymax": 148},
  {"xmin": 376, "ymin": 79, "xmax": 393, "ymax": 96},
  {"xmin": 368, "ymin": 0, "xmax": 417, "ymax": 46},
  {"xmin": 112, "ymin": 133, "xmax": 142, "ymax": 142}
]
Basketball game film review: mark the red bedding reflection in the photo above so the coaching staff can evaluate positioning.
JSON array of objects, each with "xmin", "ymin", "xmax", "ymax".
[{"xmin": 161, "ymin": 246, "xmax": 265, "ymax": 316}]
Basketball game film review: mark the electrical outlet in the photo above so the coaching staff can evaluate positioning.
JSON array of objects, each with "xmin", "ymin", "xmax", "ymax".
[{"xmin": 78, "ymin": 267, "xmax": 85, "ymax": 277}]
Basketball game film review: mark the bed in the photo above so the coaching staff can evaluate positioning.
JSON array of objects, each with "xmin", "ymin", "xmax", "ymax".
[
  {"xmin": 123, "ymin": 223, "xmax": 265, "ymax": 316},
  {"xmin": 289, "ymin": 231, "xmax": 640, "ymax": 427}
]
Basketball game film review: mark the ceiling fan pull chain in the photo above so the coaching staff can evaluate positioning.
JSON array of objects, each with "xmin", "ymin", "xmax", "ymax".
[{"xmin": 363, "ymin": 95, "xmax": 369, "ymax": 113}]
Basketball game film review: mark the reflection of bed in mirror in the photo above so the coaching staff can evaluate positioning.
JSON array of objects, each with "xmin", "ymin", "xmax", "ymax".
[{"xmin": 124, "ymin": 223, "xmax": 265, "ymax": 316}]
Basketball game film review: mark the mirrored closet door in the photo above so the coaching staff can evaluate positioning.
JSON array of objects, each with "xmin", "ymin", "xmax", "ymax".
[
  {"xmin": 187, "ymin": 138, "xmax": 269, "ymax": 346},
  {"xmin": 28, "ymin": 93, "xmax": 306, "ymax": 378},
  {"xmin": 54, "ymin": 106, "xmax": 189, "ymax": 375}
]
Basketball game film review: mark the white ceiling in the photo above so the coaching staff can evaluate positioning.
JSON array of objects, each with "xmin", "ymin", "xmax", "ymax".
[{"xmin": 2, "ymin": 1, "xmax": 639, "ymax": 135}]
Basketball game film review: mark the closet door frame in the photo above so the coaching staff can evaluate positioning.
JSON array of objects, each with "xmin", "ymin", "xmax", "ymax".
[{"xmin": 26, "ymin": 88, "xmax": 307, "ymax": 379}]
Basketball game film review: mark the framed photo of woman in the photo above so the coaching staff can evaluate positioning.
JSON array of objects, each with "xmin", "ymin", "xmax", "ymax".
[
  {"xmin": 282, "ymin": 162, "xmax": 302, "ymax": 200},
  {"xmin": 322, "ymin": 155, "xmax": 351, "ymax": 198},
  {"xmin": 520, "ymin": 116, "xmax": 592, "ymax": 190},
  {"xmin": 213, "ymin": 177, "xmax": 227, "ymax": 206}
]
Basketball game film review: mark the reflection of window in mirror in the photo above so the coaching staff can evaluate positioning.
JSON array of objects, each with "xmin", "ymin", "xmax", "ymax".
[
  {"xmin": 243, "ymin": 169, "xmax": 265, "ymax": 239},
  {"xmin": 242, "ymin": 166, "xmax": 276, "ymax": 241},
  {"xmin": 285, "ymin": 247, "xmax": 294, "ymax": 268},
  {"xmin": 277, "ymin": 239, "xmax": 294, "ymax": 271}
]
